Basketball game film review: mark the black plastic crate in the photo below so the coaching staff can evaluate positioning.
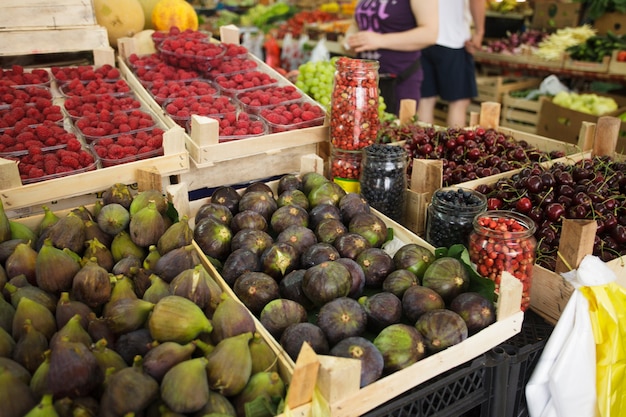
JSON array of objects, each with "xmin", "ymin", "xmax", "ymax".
[{"xmin": 363, "ymin": 354, "xmax": 498, "ymax": 417}]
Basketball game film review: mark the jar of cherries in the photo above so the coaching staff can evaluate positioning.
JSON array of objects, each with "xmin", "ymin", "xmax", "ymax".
[
  {"xmin": 468, "ymin": 210, "xmax": 537, "ymax": 311},
  {"xmin": 330, "ymin": 57, "xmax": 380, "ymax": 151}
]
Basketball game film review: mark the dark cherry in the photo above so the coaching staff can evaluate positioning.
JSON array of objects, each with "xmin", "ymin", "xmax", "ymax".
[
  {"xmin": 610, "ymin": 224, "xmax": 626, "ymax": 244},
  {"xmin": 526, "ymin": 175, "xmax": 544, "ymax": 193},
  {"xmin": 545, "ymin": 203, "xmax": 565, "ymax": 222},
  {"xmin": 556, "ymin": 184, "xmax": 575, "ymax": 198}
]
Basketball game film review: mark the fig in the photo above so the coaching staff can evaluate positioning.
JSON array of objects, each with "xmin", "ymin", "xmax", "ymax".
[
  {"xmin": 0, "ymin": 239, "xmax": 28, "ymax": 265},
  {"xmin": 308, "ymin": 181, "xmax": 346, "ymax": 208},
  {"xmin": 153, "ymin": 244, "xmax": 201, "ymax": 283},
  {"xmin": 301, "ymin": 261, "xmax": 351, "ymax": 307},
  {"xmin": 382, "ymin": 269, "xmax": 419, "ymax": 298},
  {"xmin": 338, "ymin": 193, "xmax": 371, "ymax": 223},
  {"xmin": 233, "ymin": 271, "xmax": 280, "ymax": 315},
  {"xmin": 230, "ymin": 210, "xmax": 269, "ymax": 234},
  {"xmin": 46, "ymin": 212, "xmax": 86, "ymax": 255},
  {"xmin": 358, "ymin": 292, "xmax": 403, "ymax": 333},
  {"xmin": 233, "ymin": 371, "xmax": 286, "ymax": 417},
  {"xmin": 356, "ymin": 247, "xmax": 395, "ymax": 288},
  {"xmin": 301, "ymin": 172, "xmax": 329, "ymax": 196},
  {"xmin": 102, "ymin": 183, "xmax": 133, "ymax": 209},
  {"xmin": 393, "ymin": 243, "xmax": 435, "ymax": 278},
  {"xmin": 415, "ymin": 309, "xmax": 468, "ymax": 353},
  {"xmin": 193, "ymin": 390, "xmax": 236, "ymax": 417},
  {"xmin": 238, "ymin": 191, "xmax": 277, "ymax": 221},
  {"xmin": 277, "ymin": 173, "xmax": 303, "ymax": 195},
  {"xmin": 195, "ymin": 203, "xmax": 233, "ymax": 226},
  {"xmin": 12, "ymin": 295, "xmax": 57, "ymax": 341},
  {"xmin": 0, "ymin": 365, "xmax": 37, "ymax": 417},
  {"xmin": 110, "ymin": 231, "xmax": 146, "ymax": 263},
  {"xmin": 129, "ymin": 189, "xmax": 169, "ymax": 216},
  {"xmin": 99, "ymin": 356, "xmax": 159, "ymax": 416},
  {"xmin": 97, "ymin": 203, "xmax": 130, "ymax": 236},
  {"xmin": 308, "ymin": 203, "xmax": 341, "ymax": 230},
  {"xmin": 83, "ymin": 219, "xmax": 113, "ymax": 249},
  {"xmin": 373, "ymin": 323, "xmax": 426, "ymax": 372},
  {"xmin": 221, "ymin": 248, "xmax": 260, "ymax": 286},
  {"xmin": 114, "ymin": 328, "xmax": 153, "ymax": 365},
  {"xmin": 317, "ymin": 297, "xmax": 367, "ymax": 346},
  {"xmin": 157, "ymin": 216, "xmax": 194, "ymax": 255},
  {"xmin": 259, "ymin": 242, "xmax": 299, "ymax": 280},
  {"xmin": 13, "ymin": 319, "xmax": 48, "ymax": 374},
  {"xmin": 330, "ymin": 336, "xmax": 384, "ymax": 387},
  {"xmin": 161, "ymin": 357, "xmax": 209, "ymax": 413},
  {"xmin": 5, "ymin": 242, "xmax": 37, "ymax": 285},
  {"xmin": 206, "ymin": 332, "xmax": 253, "ymax": 396},
  {"xmin": 300, "ymin": 242, "xmax": 340, "ymax": 268},
  {"xmin": 279, "ymin": 270, "xmax": 314, "ymax": 310},
  {"xmin": 449, "ymin": 292, "xmax": 496, "ymax": 334},
  {"xmin": 402, "ymin": 285, "xmax": 445, "ymax": 323},
  {"xmin": 0, "ymin": 327, "xmax": 15, "ymax": 358},
  {"xmin": 169, "ymin": 265, "xmax": 221, "ymax": 313},
  {"xmin": 277, "ymin": 189, "xmax": 309, "ymax": 210},
  {"xmin": 211, "ymin": 186, "xmax": 241, "ymax": 215},
  {"xmin": 349, "ymin": 212, "xmax": 388, "ymax": 248},
  {"xmin": 194, "ymin": 217, "xmax": 232, "ymax": 261},
  {"xmin": 49, "ymin": 314, "xmax": 92, "ymax": 349},
  {"xmin": 112, "ymin": 255, "xmax": 142, "ymax": 276},
  {"xmin": 90, "ymin": 338, "xmax": 127, "ymax": 376},
  {"xmin": 82, "ymin": 237, "xmax": 114, "ymax": 272},
  {"xmin": 245, "ymin": 181, "xmax": 275, "ymax": 198},
  {"xmin": 335, "ymin": 258, "xmax": 365, "ymax": 299},
  {"xmin": 315, "ymin": 218, "xmax": 347, "ymax": 244},
  {"xmin": 211, "ymin": 293, "xmax": 256, "ymax": 343},
  {"xmin": 260, "ymin": 298, "xmax": 308, "ymax": 339},
  {"xmin": 230, "ymin": 229, "xmax": 273, "ymax": 256},
  {"xmin": 249, "ymin": 332, "xmax": 279, "ymax": 374},
  {"xmin": 280, "ymin": 322, "xmax": 329, "ymax": 361},
  {"xmin": 333, "ymin": 232, "xmax": 372, "ymax": 260},
  {"xmin": 46, "ymin": 338, "xmax": 102, "ymax": 399},
  {"xmin": 276, "ymin": 225, "xmax": 317, "ymax": 255},
  {"xmin": 270, "ymin": 204, "xmax": 309, "ymax": 234},
  {"xmin": 422, "ymin": 257, "xmax": 470, "ymax": 303},
  {"xmin": 148, "ymin": 295, "xmax": 213, "ymax": 343},
  {"xmin": 71, "ymin": 260, "xmax": 112, "ymax": 309}
]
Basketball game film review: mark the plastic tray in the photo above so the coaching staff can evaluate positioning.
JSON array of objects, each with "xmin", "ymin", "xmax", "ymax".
[
  {"xmin": 206, "ymin": 56, "xmax": 258, "ymax": 78},
  {"xmin": 0, "ymin": 67, "xmax": 51, "ymax": 87},
  {"xmin": 0, "ymin": 121, "xmax": 76, "ymax": 153},
  {"xmin": 0, "ymin": 85, "xmax": 53, "ymax": 107},
  {"xmin": 258, "ymin": 100, "xmax": 326, "ymax": 133},
  {"xmin": 50, "ymin": 64, "xmax": 121, "ymax": 84},
  {"xmin": 216, "ymin": 112, "xmax": 268, "ymax": 142},
  {"xmin": 235, "ymin": 85, "xmax": 304, "ymax": 114},
  {"xmin": 58, "ymin": 79, "xmax": 133, "ymax": 98},
  {"xmin": 74, "ymin": 110, "xmax": 157, "ymax": 142},
  {"xmin": 158, "ymin": 41, "xmax": 227, "ymax": 73},
  {"xmin": 147, "ymin": 79, "xmax": 218, "ymax": 105},
  {"xmin": 165, "ymin": 95, "xmax": 238, "ymax": 131},
  {"xmin": 63, "ymin": 94, "xmax": 143, "ymax": 120},
  {"xmin": 90, "ymin": 128, "xmax": 164, "ymax": 167},
  {"xmin": 1, "ymin": 105, "xmax": 64, "ymax": 128},
  {"xmin": 213, "ymin": 70, "xmax": 279, "ymax": 97},
  {"xmin": 133, "ymin": 63, "xmax": 203, "ymax": 85}
]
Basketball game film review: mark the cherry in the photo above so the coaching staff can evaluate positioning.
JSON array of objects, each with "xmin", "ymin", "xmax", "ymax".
[
  {"xmin": 545, "ymin": 202, "xmax": 565, "ymax": 222},
  {"xmin": 610, "ymin": 224, "xmax": 626, "ymax": 244},
  {"xmin": 525, "ymin": 175, "xmax": 544, "ymax": 193},
  {"xmin": 515, "ymin": 196, "xmax": 532, "ymax": 213},
  {"xmin": 487, "ymin": 197, "xmax": 503, "ymax": 210}
]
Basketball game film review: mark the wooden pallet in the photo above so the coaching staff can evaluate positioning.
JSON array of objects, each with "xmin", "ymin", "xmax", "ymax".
[{"xmin": 500, "ymin": 94, "xmax": 543, "ymax": 134}]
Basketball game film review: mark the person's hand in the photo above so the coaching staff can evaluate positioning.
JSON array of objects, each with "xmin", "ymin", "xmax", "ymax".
[
  {"xmin": 345, "ymin": 31, "xmax": 384, "ymax": 53},
  {"xmin": 465, "ymin": 33, "xmax": 483, "ymax": 55}
]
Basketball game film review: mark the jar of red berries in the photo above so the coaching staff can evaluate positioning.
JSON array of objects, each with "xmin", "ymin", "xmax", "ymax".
[
  {"xmin": 468, "ymin": 210, "xmax": 537, "ymax": 311},
  {"xmin": 330, "ymin": 57, "xmax": 380, "ymax": 151},
  {"xmin": 331, "ymin": 147, "xmax": 362, "ymax": 193}
]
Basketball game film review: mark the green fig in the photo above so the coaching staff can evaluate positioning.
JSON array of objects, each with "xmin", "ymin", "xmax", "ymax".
[
  {"xmin": 102, "ymin": 183, "xmax": 134, "ymax": 209},
  {"xmin": 112, "ymin": 255, "xmax": 142, "ymax": 276},
  {"xmin": 55, "ymin": 292, "xmax": 92, "ymax": 330},
  {"xmin": 142, "ymin": 245, "xmax": 161, "ymax": 271},
  {"xmin": 82, "ymin": 238, "xmax": 114, "ymax": 272},
  {"xmin": 161, "ymin": 357, "xmax": 210, "ymax": 413},
  {"xmin": 30, "ymin": 350, "xmax": 51, "ymax": 400},
  {"xmin": 129, "ymin": 201, "xmax": 165, "ymax": 248},
  {"xmin": 206, "ymin": 332, "xmax": 253, "ymax": 397},
  {"xmin": 130, "ymin": 190, "xmax": 168, "ymax": 216},
  {"xmin": 111, "ymin": 231, "xmax": 146, "ymax": 264},
  {"xmin": 92, "ymin": 199, "xmax": 103, "ymax": 219},
  {"xmin": 211, "ymin": 293, "xmax": 256, "ymax": 344},
  {"xmin": 169, "ymin": 265, "xmax": 219, "ymax": 312},
  {"xmin": 142, "ymin": 274, "xmax": 171, "ymax": 304},
  {"xmin": 49, "ymin": 314, "xmax": 92, "ymax": 349},
  {"xmin": 70, "ymin": 206, "xmax": 94, "ymax": 222},
  {"xmin": 103, "ymin": 298, "xmax": 154, "ymax": 334},
  {"xmin": 0, "ymin": 295, "xmax": 16, "ymax": 333},
  {"xmin": 24, "ymin": 393, "xmax": 59, "ymax": 417},
  {"xmin": 192, "ymin": 390, "xmax": 236, "ymax": 417},
  {"xmin": 46, "ymin": 212, "xmax": 86, "ymax": 255},
  {"xmin": 71, "ymin": 259, "xmax": 112, "ymax": 309},
  {"xmin": 35, "ymin": 239, "xmax": 81, "ymax": 294},
  {"xmin": 142, "ymin": 341, "xmax": 196, "ymax": 381},
  {"xmin": 9, "ymin": 221, "xmax": 38, "ymax": 244},
  {"xmin": 5, "ymin": 242, "xmax": 38, "ymax": 284},
  {"xmin": 249, "ymin": 332, "xmax": 278, "ymax": 374},
  {"xmin": 36, "ymin": 206, "xmax": 59, "ymax": 237},
  {"xmin": 148, "ymin": 296, "xmax": 213, "ymax": 343},
  {"xmin": 0, "ymin": 366, "xmax": 37, "ymax": 417},
  {"xmin": 0, "ymin": 357, "xmax": 31, "ymax": 384},
  {"xmin": 233, "ymin": 371, "xmax": 286, "ymax": 417},
  {"xmin": 109, "ymin": 275, "xmax": 138, "ymax": 302},
  {"xmin": 5, "ymin": 281, "xmax": 58, "ymax": 313},
  {"xmin": 0, "ymin": 326, "xmax": 16, "ymax": 357},
  {"xmin": 90, "ymin": 338, "xmax": 128, "ymax": 375},
  {"xmin": 46, "ymin": 337, "xmax": 101, "ymax": 399},
  {"xmin": 373, "ymin": 323, "xmax": 427, "ymax": 372},
  {"xmin": 83, "ymin": 219, "xmax": 113, "ymax": 248},
  {"xmin": 152, "ymin": 244, "xmax": 201, "ymax": 283},
  {"xmin": 12, "ymin": 297, "xmax": 57, "ymax": 341},
  {"xmin": 157, "ymin": 216, "xmax": 193, "ymax": 255},
  {"xmin": 13, "ymin": 319, "xmax": 49, "ymax": 373},
  {"xmin": 99, "ymin": 355, "xmax": 159, "ymax": 416},
  {"xmin": 0, "ymin": 198, "xmax": 11, "ymax": 244},
  {"xmin": 97, "ymin": 203, "xmax": 131, "ymax": 236}
]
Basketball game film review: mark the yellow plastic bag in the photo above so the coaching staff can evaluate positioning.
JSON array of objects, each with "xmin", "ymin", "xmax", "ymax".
[{"xmin": 580, "ymin": 281, "xmax": 626, "ymax": 417}]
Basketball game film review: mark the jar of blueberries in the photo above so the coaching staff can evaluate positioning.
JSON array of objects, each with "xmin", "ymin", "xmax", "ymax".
[
  {"xmin": 359, "ymin": 144, "xmax": 407, "ymax": 222},
  {"xmin": 425, "ymin": 187, "xmax": 487, "ymax": 248}
]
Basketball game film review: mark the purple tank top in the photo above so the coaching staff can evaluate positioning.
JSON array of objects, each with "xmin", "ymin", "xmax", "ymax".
[{"xmin": 354, "ymin": 0, "xmax": 423, "ymax": 102}]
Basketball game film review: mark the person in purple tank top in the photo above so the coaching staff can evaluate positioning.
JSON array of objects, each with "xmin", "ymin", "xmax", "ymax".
[{"xmin": 344, "ymin": 0, "xmax": 438, "ymax": 115}]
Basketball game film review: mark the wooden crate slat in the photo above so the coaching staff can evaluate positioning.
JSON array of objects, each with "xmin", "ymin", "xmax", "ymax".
[
  {"xmin": 0, "ymin": 26, "xmax": 109, "ymax": 56},
  {"xmin": 0, "ymin": 0, "xmax": 97, "ymax": 29}
]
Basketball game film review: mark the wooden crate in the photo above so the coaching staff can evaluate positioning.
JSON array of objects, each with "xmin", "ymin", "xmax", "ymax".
[
  {"xmin": 475, "ymin": 76, "xmax": 542, "ymax": 104},
  {"xmin": 529, "ymin": 1, "xmax": 582, "ymax": 30},
  {"xmin": 0, "ymin": 0, "xmax": 112, "ymax": 61},
  {"xmin": 177, "ymin": 158, "xmax": 524, "ymax": 417},
  {"xmin": 608, "ymin": 50, "xmax": 626, "ymax": 75},
  {"xmin": 562, "ymin": 54, "xmax": 611, "ymax": 73},
  {"xmin": 500, "ymin": 94, "xmax": 544, "ymax": 134}
]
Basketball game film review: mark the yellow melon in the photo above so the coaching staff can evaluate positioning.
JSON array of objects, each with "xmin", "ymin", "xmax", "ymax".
[
  {"xmin": 137, "ymin": 0, "xmax": 161, "ymax": 30},
  {"xmin": 94, "ymin": 0, "xmax": 146, "ymax": 48},
  {"xmin": 152, "ymin": 0, "xmax": 199, "ymax": 32}
]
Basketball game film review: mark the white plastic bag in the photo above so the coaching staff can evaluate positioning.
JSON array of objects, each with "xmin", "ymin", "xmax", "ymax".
[
  {"xmin": 308, "ymin": 37, "xmax": 330, "ymax": 64},
  {"xmin": 525, "ymin": 255, "xmax": 617, "ymax": 417}
]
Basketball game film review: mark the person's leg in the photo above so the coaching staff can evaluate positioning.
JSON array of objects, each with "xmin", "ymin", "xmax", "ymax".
[
  {"xmin": 446, "ymin": 98, "xmax": 471, "ymax": 127},
  {"xmin": 417, "ymin": 96, "xmax": 437, "ymax": 124}
]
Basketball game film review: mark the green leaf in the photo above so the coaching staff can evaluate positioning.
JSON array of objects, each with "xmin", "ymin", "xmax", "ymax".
[{"xmin": 435, "ymin": 244, "xmax": 496, "ymax": 302}]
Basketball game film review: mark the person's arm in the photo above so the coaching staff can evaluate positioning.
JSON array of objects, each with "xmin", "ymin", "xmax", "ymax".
[
  {"xmin": 465, "ymin": 0, "xmax": 485, "ymax": 53},
  {"xmin": 345, "ymin": 0, "xmax": 438, "ymax": 53}
]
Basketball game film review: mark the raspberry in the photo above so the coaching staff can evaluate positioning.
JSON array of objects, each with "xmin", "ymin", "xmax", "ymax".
[
  {"xmin": 29, "ymin": 166, "xmax": 45, "ymax": 179},
  {"xmin": 78, "ymin": 150, "xmax": 95, "ymax": 166},
  {"xmin": 61, "ymin": 155, "xmax": 80, "ymax": 169},
  {"xmin": 116, "ymin": 135, "xmax": 135, "ymax": 147},
  {"xmin": 301, "ymin": 111, "xmax": 316, "ymax": 121},
  {"xmin": 44, "ymin": 159, "xmax": 59, "ymax": 174}
]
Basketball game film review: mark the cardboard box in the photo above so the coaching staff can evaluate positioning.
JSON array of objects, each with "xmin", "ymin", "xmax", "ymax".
[
  {"xmin": 530, "ymin": 2, "xmax": 582, "ymax": 30},
  {"xmin": 609, "ymin": 49, "xmax": 626, "ymax": 75},
  {"xmin": 594, "ymin": 12, "xmax": 626, "ymax": 35}
]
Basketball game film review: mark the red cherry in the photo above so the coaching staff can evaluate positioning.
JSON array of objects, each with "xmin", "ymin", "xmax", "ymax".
[
  {"xmin": 515, "ymin": 196, "xmax": 532, "ymax": 213},
  {"xmin": 545, "ymin": 202, "xmax": 565, "ymax": 222}
]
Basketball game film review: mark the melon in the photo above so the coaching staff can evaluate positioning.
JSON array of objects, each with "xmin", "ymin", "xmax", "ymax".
[
  {"xmin": 152, "ymin": 0, "xmax": 199, "ymax": 32},
  {"xmin": 137, "ymin": 0, "xmax": 160, "ymax": 30},
  {"xmin": 94, "ymin": 0, "xmax": 146, "ymax": 48}
]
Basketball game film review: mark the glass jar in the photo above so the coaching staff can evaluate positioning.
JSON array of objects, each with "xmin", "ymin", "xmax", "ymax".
[
  {"xmin": 468, "ymin": 210, "xmax": 537, "ymax": 311},
  {"xmin": 425, "ymin": 187, "xmax": 487, "ymax": 248},
  {"xmin": 331, "ymin": 147, "xmax": 362, "ymax": 193},
  {"xmin": 330, "ymin": 57, "xmax": 380, "ymax": 151},
  {"xmin": 359, "ymin": 144, "xmax": 407, "ymax": 222}
]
